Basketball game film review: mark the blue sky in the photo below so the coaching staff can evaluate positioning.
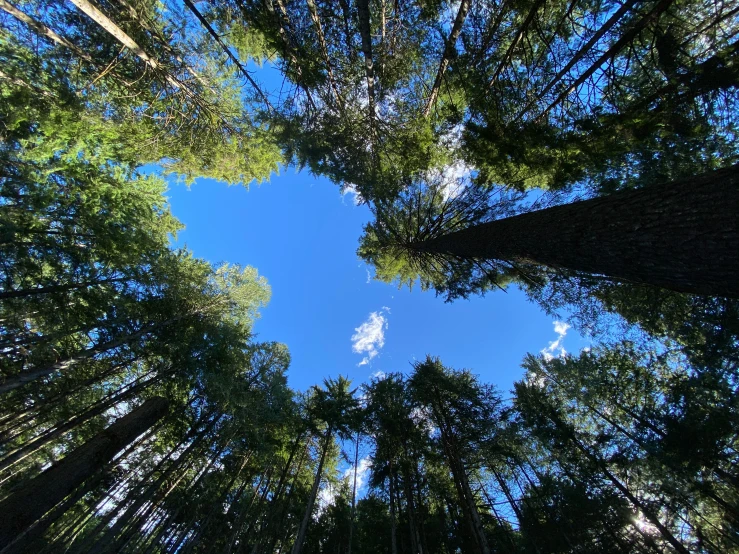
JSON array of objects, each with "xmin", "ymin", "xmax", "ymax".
[{"xmin": 165, "ymin": 169, "xmax": 590, "ymax": 397}]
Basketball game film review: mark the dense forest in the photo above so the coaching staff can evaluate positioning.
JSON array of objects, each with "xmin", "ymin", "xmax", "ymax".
[{"xmin": 1, "ymin": 0, "xmax": 738, "ymax": 551}]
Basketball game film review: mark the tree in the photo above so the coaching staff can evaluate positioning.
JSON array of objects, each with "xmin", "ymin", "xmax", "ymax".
[
  {"xmin": 361, "ymin": 164, "xmax": 739, "ymax": 299},
  {"xmin": 292, "ymin": 376, "xmax": 358, "ymax": 554},
  {"xmin": 0, "ymin": 397, "xmax": 169, "ymax": 549}
]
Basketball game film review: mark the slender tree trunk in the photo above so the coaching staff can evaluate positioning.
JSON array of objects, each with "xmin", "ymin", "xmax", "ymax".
[
  {"xmin": 487, "ymin": 0, "xmax": 547, "ymax": 88},
  {"xmin": 305, "ymin": 0, "xmax": 343, "ymax": 109},
  {"xmin": 0, "ymin": 372, "xmax": 160, "ymax": 473},
  {"xmin": 424, "ymin": 0, "xmax": 471, "ymax": 116},
  {"xmin": 416, "ymin": 164, "xmax": 739, "ymax": 297},
  {"xmin": 67, "ymin": 0, "xmax": 197, "ymax": 97},
  {"xmin": 0, "ymin": 397, "xmax": 168, "ymax": 548},
  {"xmin": 0, "ymin": 276, "xmax": 126, "ymax": 300},
  {"xmin": 180, "ymin": 0, "xmax": 273, "ymax": 109},
  {"xmin": 513, "ymin": 0, "xmax": 641, "ymax": 121},
  {"xmin": 348, "ymin": 432, "xmax": 360, "ymax": 554},
  {"xmin": 389, "ymin": 460, "xmax": 398, "ymax": 554},
  {"xmin": 0, "ymin": 0, "xmax": 95, "ymax": 62},
  {"xmin": 539, "ymin": 0, "xmax": 674, "ymax": 118},
  {"xmin": 0, "ymin": 327, "xmax": 151, "ymax": 394},
  {"xmin": 356, "ymin": 0, "xmax": 376, "ymax": 131},
  {"xmin": 291, "ymin": 428, "xmax": 332, "ymax": 554}
]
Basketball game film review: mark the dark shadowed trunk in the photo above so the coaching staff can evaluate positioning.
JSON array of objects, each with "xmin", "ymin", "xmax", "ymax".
[
  {"xmin": 291, "ymin": 426, "xmax": 332, "ymax": 554},
  {"xmin": 416, "ymin": 164, "xmax": 739, "ymax": 297},
  {"xmin": 0, "ymin": 397, "xmax": 168, "ymax": 548}
]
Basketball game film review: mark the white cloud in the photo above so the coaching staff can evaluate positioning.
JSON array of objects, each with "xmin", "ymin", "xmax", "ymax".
[
  {"xmin": 344, "ymin": 456, "xmax": 372, "ymax": 493},
  {"xmin": 365, "ymin": 269, "xmax": 372, "ymax": 284},
  {"xmin": 370, "ymin": 370, "xmax": 386, "ymax": 380},
  {"xmin": 541, "ymin": 320, "xmax": 570, "ymax": 361},
  {"xmin": 317, "ymin": 457, "xmax": 373, "ymax": 514},
  {"xmin": 351, "ymin": 308, "xmax": 390, "ymax": 365},
  {"xmin": 341, "ymin": 183, "xmax": 362, "ymax": 205}
]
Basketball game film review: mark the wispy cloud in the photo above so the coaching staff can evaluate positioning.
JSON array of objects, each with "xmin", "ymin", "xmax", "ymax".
[
  {"xmin": 370, "ymin": 370, "xmax": 386, "ymax": 380},
  {"xmin": 341, "ymin": 183, "xmax": 362, "ymax": 205},
  {"xmin": 352, "ymin": 307, "xmax": 390, "ymax": 366},
  {"xmin": 317, "ymin": 457, "xmax": 373, "ymax": 514},
  {"xmin": 344, "ymin": 456, "xmax": 372, "ymax": 492},
  {"xmin": 541, "ymin": 320, "xmax": 570, "ymax": 361}
]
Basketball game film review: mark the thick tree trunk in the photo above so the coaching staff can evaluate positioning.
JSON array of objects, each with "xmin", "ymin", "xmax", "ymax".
[
  {"xmin": 291, "ymin": 427, "xmax": 332, "ymax": 554},
  {"xmin": 0, "ymin": 397, "xmax": 168, "ymax": 548},
  {"xmin": 416, "ymin": 164, "xmax": 739, "ymax": 297}
]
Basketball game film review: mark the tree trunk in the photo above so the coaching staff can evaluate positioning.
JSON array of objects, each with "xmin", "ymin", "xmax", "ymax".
[
  {"xmin": 348, "ymin": 432, "xmax": 360, "ymax": 554},
  {"xmin": 0, "ymin": 327, "xmax": 152, "ymax": 394},
  {"xmin": 291, "ymin": 427, "xmax": 332, "ymax": 554},
  {"xmin": 539, "ymin": 0, "xmax": 674, "ymax": 118},
  {"xmin": 416, "ymin": 164, "xmax": 739, "ymax": 297},
  {"xmin": 0, "ymin": 397, "xmax": 168, "ymax": 548},
  {"xmin": 389, "ymin": 461, "xmax": 398, "ymax": 554},
  {"xmin": 0, "ymin": 372, "xmax": 160, "ymax": 473},
  {"xmin": 356, "ymin": 0, "xmax": 376, "ymax": 130},
  {"xmin": 487, "ymin": 0, "xmax": 547, "ymax": 88},
  {"xmin": 424, "ymin": 0, "xmax": 471, "ymax": 116},
  {"xmin": 0, "ymin": 276, "xmax": 126, "ymax": 300}
]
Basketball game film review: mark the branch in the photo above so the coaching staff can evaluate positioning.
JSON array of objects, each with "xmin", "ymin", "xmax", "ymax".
[
  {"xmin": 424, "ymin": 0, "xmax": 471, "ymax": 117},
  {"xmin": 182, "ymin": 0, "xmax": 274, "ymax": 111}
]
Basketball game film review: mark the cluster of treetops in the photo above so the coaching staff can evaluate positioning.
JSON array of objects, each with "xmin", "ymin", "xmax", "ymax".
[{"xmin": 0, "ymin": 0, "xmax": 737, "ymax": 551}]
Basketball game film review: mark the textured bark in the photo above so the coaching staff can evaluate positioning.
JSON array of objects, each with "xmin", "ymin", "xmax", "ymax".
[
  {"xmin": 424, "ymin": 0, "xmax": 471, "ymax": 116},
  {"xmin": 416, "ymin": 164, "xmax": 739, "ymax": 298},
  {"xmin": 0, "ymin": 397, "xmax": 168, "ymax": 548}
]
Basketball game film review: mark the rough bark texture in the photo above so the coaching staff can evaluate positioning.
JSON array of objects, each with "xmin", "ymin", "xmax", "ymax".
[
  {"xmin": 417, "ymin": 164, "xmax": 739, "ymax": 298},
  {"xmin": 0, "ymin": 397, "xmax": 168, "ymax": 548}
]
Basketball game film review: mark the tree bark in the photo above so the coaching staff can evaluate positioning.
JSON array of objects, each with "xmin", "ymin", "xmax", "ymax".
[
  {"xmin": 0, "ymin": 397, "xmax": 168, "ymax": 548},
  {"xmin": 416, "ymin": 164, "xmax": 739, "ymax": 298}
]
